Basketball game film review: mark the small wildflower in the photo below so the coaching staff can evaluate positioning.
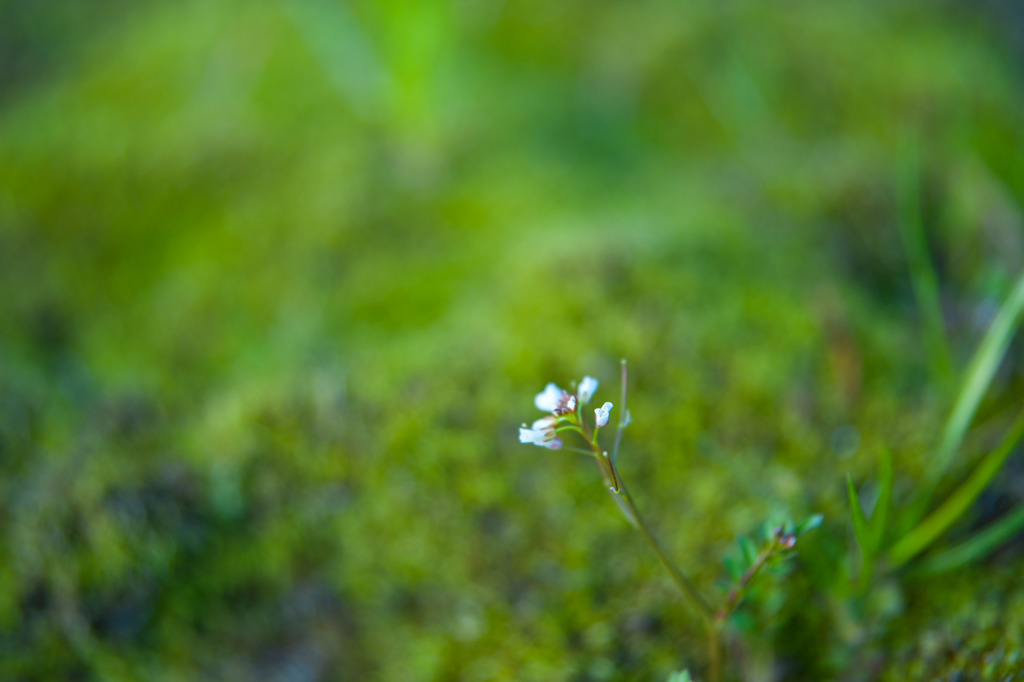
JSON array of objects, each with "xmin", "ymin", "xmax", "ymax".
[
  {"xmin": 578, "ymin": 376, "xmax": 599, "ymax": 405},
  {"xmin": 594, "ymin": 402, "xmax": 613, "ymax": 428},
  {"xmin": 553, "ymin": 394, "xmax": 577, "ymax": 417},
  {"xmin": 532, "ymin": 415, "xmax": 557, "ymax": 431},
  {"xmin": 621, "ymin": 410, "xmax": 631, "ymax": 428},
  {"xmin": 535, "ymin": 382, "xmax": 579, "ymax": 417},
  {"xmin": 534, "ymin": 383, "xmax": 565, "ymax": 412},
  {"xmin": 519, "ymin": 416, "xmax": 562, "ymax": 449}
]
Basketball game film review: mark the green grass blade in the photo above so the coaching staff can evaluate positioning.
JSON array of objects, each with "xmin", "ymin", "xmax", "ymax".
[
  {"xmin": 913, "ymin": 502, "xmax": 1024, "ymax": 576},
  {"xmin": 279, "ymin": 0, "xmax": 389, "ymax": 117},
  {"xmin": 847, "ymin": 474, "xmax": 875, "ymax": 585},
  {"xmin": 889, "ymin": 406, "xmax": 1024, "ymax": 567},
  {"xmin": 897, "ymin": 135, "xmax": 952, "ymax": 384},
  {"xmin": 910, "ymin": 269, "xmax": 1024, "ymax": 521},
  {"xmin": 795, "ymin": 513, "xmax": 824, "ymax": 536},
  {"xmin": 871, "ymin": 447, "xmax": 893, "ymax": 549}
]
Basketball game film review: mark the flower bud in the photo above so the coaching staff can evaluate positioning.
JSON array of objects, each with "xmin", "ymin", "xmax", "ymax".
[{"xmin": 578, "ymin": 376, "xmax": 598, "ymax": 405}]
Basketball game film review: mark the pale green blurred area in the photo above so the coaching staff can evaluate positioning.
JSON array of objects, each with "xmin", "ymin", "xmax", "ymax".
[{"xmin": 2, "ymin": 1, "xmax": 1024, "ymax": 680}]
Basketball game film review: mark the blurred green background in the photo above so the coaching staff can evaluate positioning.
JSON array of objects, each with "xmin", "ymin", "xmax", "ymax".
[{"xmin": 2, "ymin": 0, "xmax": 1024, "ymax": 679}]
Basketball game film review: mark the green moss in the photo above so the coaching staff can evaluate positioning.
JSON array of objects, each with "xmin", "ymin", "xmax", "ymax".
[{"xmin": 1, "ymin": 0, "xmax": 1024, "ymax": 679}]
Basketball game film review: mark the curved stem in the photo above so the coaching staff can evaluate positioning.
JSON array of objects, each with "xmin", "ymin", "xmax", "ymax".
[
  {"xmin": 716, "ymin": 546, "xmax": 771, "ymax": 623},
  {"xmin": 612, "ymin": 472, "xmax": 715, "ymax": 622},
  {"xmin": 708, "ymin": 623, "xmax": 722, "ymax": 682},
  {"xmin": 575, "ymin": 391, "xmax": 719, "ymax": 678},
  {"xmin": 576, "ymin": 422, "xmax": 714, "ymax": 623}
]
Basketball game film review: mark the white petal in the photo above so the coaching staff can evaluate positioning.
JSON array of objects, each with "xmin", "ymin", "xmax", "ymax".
[
  {"xmin": 519, "ymin": 427, "xmax": 539, "ymax": 444},
  {"xmin": 594, "ymin": 401, "xmax": 613, "ymax": 428},
  {"xmin": 578, "ymin": 376, "xmax": 598, "ymax": 404},
  {"xmin": 541, "ymin": 436, "xmax": 563, "ymax": 450},
  {"xmin": 532, "ymin": 416, "xmax": 557, "ymax": 430},
  {"xmin": 534, "ymin": 383, "xmax": 564, "ymax": 412}
]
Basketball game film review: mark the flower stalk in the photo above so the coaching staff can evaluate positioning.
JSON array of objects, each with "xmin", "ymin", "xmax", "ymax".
[
  {"xmin": 517, "ymin": 362, "xmax": 814, "ymax": 682},
  {"xmin": 519, "ymin": 364, "xmax": 714, "ymax": 625}
]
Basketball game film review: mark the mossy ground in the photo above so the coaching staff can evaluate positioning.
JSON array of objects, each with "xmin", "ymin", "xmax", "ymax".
[{"xmin": 1, "ymin": 1, "xmax": 1024, "ymax": 680}]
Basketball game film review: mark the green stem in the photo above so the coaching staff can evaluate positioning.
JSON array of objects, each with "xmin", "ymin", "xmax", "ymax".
[
  {"xmin": 613, "ymin": 467, "xmax": 715, "ymax": 622},
  {"xmin": 576, "ymin": 388, "xmax": 718, "ymax": 677},
  {"xmin": 708, "ymin": 622, "xmax": 722, "ymax": 682},
  {"xmin": 717, "ymin": 546, "xmax": 771, "ymax": 623},
  {"xmin": 578, "ymin": 424, "xmax": 712, "ymax": 622}
]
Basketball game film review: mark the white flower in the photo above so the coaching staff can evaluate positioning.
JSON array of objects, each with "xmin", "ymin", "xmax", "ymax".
[
  {"xmin": 621, "ymin": 409, "xmax": 631, "ymax": 428},
  {"xmin": 557, "ymin": 394, "xmax": 577, "ymax": 416},
  {"xmin": 578, "ymin": 376, "xmax": 598, "ymax": 405},
  {"xmin": 594, "ymin": 402, "xmax": 613, "ymax": 428},
  {"xmin": 534, "ymin": 383, "xmax": 565, "ymax": 412},
  {"xmin": 519, "ymin": 416, "xmax": 562, "ymax": 449},
  {"xmin": 532, "ymin": 416, "xmax": 557, "ymax": 431},
  {"xmin": 534, "ymin": 382, "xmax": 577, "ymax": 417}
]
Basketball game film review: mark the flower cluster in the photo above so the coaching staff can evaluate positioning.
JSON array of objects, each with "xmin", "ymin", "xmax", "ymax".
[{"xmin": 519, "ymin": 375, "xmax": 614, "ymax": 450}]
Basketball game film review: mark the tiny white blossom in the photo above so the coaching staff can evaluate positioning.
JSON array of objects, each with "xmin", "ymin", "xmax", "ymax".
[
  {"xmin": 594, "ymin": 402, "xmax": 613, "ymax": 428},
  {"xmin": 519, "ymin": 417, "xmax": 563, "ymax": 449},
  {"xmin": 534, "ymin": 383, "xmax": 564, "ymax": 412},
  {"xmin": 535, "ymin": 382, "xmax": 577, "ymax": 417},
  {"xmin": 531, "ymin": 416, "xmax": 557, "ymax": 431},
  {"xmin": 621, "ymin": 409, "xmax": 631, "ymax": 427},
  {"xmin": 578, "ymin": 376, "xmax": 598, "ymax": 405}
]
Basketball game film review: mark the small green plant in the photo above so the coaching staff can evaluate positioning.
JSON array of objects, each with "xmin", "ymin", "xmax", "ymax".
[
  {"xmin": 517, "ymin": 271, "xmax": 1024, "ymax": 680},
  {"xmin": 519, "ymin": 361, "xmax": 822, "ymax": 681},
  {"xmin": 846, "ymin": 272, "xmax": 1024, "ymax": 586}
]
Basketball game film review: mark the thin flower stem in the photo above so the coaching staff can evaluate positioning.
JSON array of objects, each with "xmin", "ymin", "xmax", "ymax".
[
  {"xmin": 709, "ymin": 624, "xmax": 722, "ymax": 682},
  {"xmin": 577, "ymin": 410, "xmax": 620, "ymax": 492},
  {"xmin": 717, "ymin": 546, "xmax": 771, "ymax": 623},
  {"xmin": 531, "ymin": 369, "xmax": 720, "ymax": 680},
  {"xmin": 611, "ymin": 359, "xmax": 628, "ymax": 465},
  {"xmin": 611, "ymin": 470, "xmax": 715, "ymax": 623},
  {"xmin": 598, "ymin": 450, "xmax": 621, "ymax": 493},
  {"xmin": 570, "ymin": 367, "xmax": 719, "ymax": 679},
  {"xmin": 576, "ymin": 387, "xmax": 713, "ymax": 624}
]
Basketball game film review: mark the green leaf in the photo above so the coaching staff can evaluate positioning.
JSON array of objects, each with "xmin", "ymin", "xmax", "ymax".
[
  {"xmin": 847, "ymin": 475, "xmax": 875, "ymax": 585},
  {"xmin": 889, "ymin": 406, "xmax": 1024, "ymax": 567},
  {"xmin": 871, "ymin": 448, "xmax": 893, "ymax": 549},
  {"xmin": 723, "ymin": 555, "xmax": 744, "ymax": 581},
  {"xmin": 739, "ymin": 535, "xmax": 759, "ymax": 568},
  {"xmin": 897, "ymin": 133, "xmax": 952, "ymax": 384},
  {"xmin": 730, "ymin": 610, "xmax": 756, "ymax": 633},
  {"xmin": 909, "ymin": 269, "xmax": 1024, "ymax": 521},
  {"xmin": 913, "ymin": 502, "xmax": 1024, "ymax": 576},
  {"xmin": 795, "ymin": 513, "xmax": 824, "ymax": 536}
]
